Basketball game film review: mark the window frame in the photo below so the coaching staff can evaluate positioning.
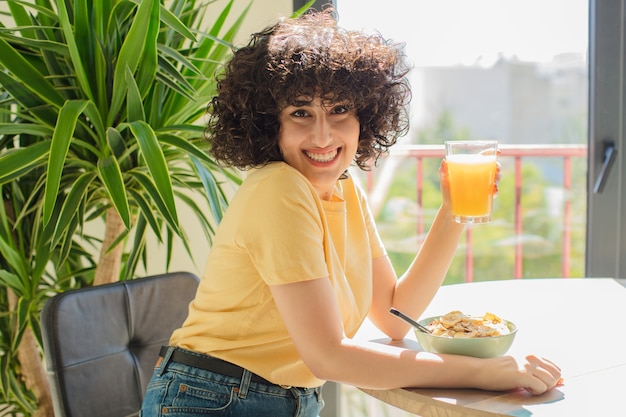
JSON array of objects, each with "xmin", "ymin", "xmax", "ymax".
[{"xmin": 586, "ymin": 0, "xmax": 626, "ymax": 278}]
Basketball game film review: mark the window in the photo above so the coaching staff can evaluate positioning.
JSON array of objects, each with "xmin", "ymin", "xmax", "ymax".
[{"xmin": 338, "ymin": 0, "xmax": 591, "ymax": 282}]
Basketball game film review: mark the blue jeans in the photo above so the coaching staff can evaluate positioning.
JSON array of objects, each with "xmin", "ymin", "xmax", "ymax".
[{"xmin": 140, "ymin": 347, "xmax": 324, "ymax": 417}]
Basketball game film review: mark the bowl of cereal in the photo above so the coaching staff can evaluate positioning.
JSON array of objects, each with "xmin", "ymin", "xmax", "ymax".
[{"xmin": 414, "ymin": 311, "xmax": 517, "ymax": 358}]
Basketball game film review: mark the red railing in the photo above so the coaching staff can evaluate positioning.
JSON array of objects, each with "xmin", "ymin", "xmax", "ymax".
[{"xmin": 366, "ymin": 144, "xmax": 588, "ymax": 281}]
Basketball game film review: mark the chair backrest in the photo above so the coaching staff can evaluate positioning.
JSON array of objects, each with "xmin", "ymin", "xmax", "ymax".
[{"xmin": 40, "ymin": 271, "xmax": 199, "ymax": 417}]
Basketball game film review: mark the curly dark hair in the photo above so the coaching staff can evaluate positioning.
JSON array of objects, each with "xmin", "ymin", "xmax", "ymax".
[{"xmin": 207, "ymin": 8, "xmax": 411, "ymax": 171}]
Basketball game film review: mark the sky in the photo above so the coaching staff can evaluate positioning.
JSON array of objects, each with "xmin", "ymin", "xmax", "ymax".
[{"xmin": 336, "ymin": 0, "xmax": 588, "ymax": 66}]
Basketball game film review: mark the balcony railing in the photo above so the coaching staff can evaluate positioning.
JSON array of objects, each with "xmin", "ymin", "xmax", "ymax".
[{"xmin": 365, "ymin": 144, "xmax": 588, "ymax": 282}]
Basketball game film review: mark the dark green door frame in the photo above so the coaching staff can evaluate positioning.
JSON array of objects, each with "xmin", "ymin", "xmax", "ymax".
[{"xmin": 293, "ymin": 0, "xmax": 337, "ymax": 12}]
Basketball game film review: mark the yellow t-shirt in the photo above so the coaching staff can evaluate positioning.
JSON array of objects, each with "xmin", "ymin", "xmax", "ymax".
[{"xmin": 170, "ymin": 162, "xmax": 386, "ymax": 387}]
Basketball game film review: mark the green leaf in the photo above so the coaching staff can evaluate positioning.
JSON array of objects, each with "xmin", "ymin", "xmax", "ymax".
[
  {"xmin": 154, "ymin": 69, "xmax": 198, "ymax": 106},
  {"xmin": 156, "ymin": 52, "xmax": 197, "ymax": 93},
  {"xmin": 0, "ymin": 270, "xmax": 26, "ymax": 297},
  {"xmin": 136, "ymin": 0, "xmax": 160, "ymax": 96},
  {"xmin": 0, "ymin": 141, "xmax": 50, "ymax": 185},
  {"xmin": 187, "ymin": 2, "xmax": 237, "ymax": 75},
  {"xmin": 123, "ymin": 214, "xmax": 147, "ymax": 280},
  {"xmin": 0, "ymin": 123, "xmax": 53, "ymax": 136},
  {"xmin": 94, "ymin": 0, "xmax": 112, "ymax": 37},
  {"xmin": 191, "ymin": 155, "xmax": 224, "ymax": 224},
  {"xmin": 82, "ymin": 100, "xmax": 106, "ymax": 146},
  {"xmin": 92, "ymin": 40, "xmax": 109, "ymax": 115},
  {"xmin": 175, "ymin": 191, "xmax": 216, "ymax": 240},
  {"xmin": 103, "ymin": 227, "xmax": 130, "ymax": 256},
  {"xmin": 108, "ymin": 0, "xmax": 159, "ymax": 122},
  {"xmin": 0, "ymin": 71, "xmax": 59, "ymax": 128},
  {"xmin": 128, "ymin": 188, "xmax": 163, "ymax": 242},
  {"xmin": 4, "ymin": 0, "xmax": 58, "ymax": 21},
  {"xmin": 293, "ymin": 0, "xmax": 317, "ymax": 17},
  {"xmin": 159, "ymin": 3, "xmax": 197, "ymax": 42},
  {"xmin": 97, "ymin": 157, "xmax": 131, "ymax": 230},
  {"xmin": 73, "ymin": 0, "xmax": 96, "ymax": 90},
  {"xmin": 128, "ymin": 171, "xmax": 180, "ymax": 234},
  {"xmin": 127, "ymin": 121, "xmax": 178, "ymax": 221},
  {"xmin": 43, "ymin": 100, "xmax": 89, "ymax": 225},
  {"xmin": 6, "ymin": 1, "xmax": 32, "ymax": 35},
  {"xmin": 56, "ymin": 0, "xmax": 95, "ymax": 102},
  {"xmin": 205, "ymin": 0, "xmax": 233, "ymax": 43},
  {"xmin": 55, "ymin": 217, "xmax": 77, "ymax": 268},
  {"xmin": 165, "ymin": 227, "xmax": 176, "ymax": 271},
  {"xmin": 0, "ymin": 37, "xmax": 65, "ymax": 107},
  {"xmin": 8, "ymin": 370, "xmax": 37, "ymax": 413},
  {"xmin": 0, "ymin": 31, "xmax": 68, "ymax": 56},
  {"xmin": 125, "ymin": 66, "xmax": 146, "ymax": 122},
  {"xmin": 11, "ymin": 297, "xmax": 31, "ymax": 351},
  {"xmin": 106, "ymin": 127, "xmax": 132, "ymax": 170},
  {"xmin": 157, "ymin": 133, "xmax": 214, "ymax": 164},
  {"xmin": 0, "ymin": 355, "xmax": 10, "ymax": 404},
  {"xmin": 32, "ymin": 240, "xmax": 53, "ymax": 286},
  {"xmin": 52, "ymin": 172, "xmax": 96, "ymax": 247}
]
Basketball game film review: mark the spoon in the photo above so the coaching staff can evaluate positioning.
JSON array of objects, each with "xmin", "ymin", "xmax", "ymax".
[{"xmin": 389, "ymin": 307, "xmax": 432, "ymax": 334}]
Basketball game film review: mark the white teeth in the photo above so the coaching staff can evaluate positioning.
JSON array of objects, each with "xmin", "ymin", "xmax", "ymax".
[{"xmin": 305, "ymin": 149, "xmax": 338, "ymax": 162}]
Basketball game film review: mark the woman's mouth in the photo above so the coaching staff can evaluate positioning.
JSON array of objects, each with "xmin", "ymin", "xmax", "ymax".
[{"xmin": 304, "ymin": 148, "xmax": 339, "ymax": 163}]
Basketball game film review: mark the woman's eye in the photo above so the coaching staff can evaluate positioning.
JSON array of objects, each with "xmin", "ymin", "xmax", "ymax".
[
  {"xmin": 291, "ymin": 109, "xmax": 309, "ymax": 117},
  {"xmin": 332, "ymin": 105, "xmax": 350, "ymax": 115}
]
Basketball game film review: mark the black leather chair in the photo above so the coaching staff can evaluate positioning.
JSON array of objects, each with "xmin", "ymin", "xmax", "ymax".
[{"xmin": 40, "ymin": 271, "xmax": 199, "ymax": 417}]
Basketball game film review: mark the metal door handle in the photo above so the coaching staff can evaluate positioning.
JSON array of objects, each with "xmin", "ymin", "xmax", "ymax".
[{"xmin": 593, "ymin": 140, "xmax": 617, "ymax": 194}]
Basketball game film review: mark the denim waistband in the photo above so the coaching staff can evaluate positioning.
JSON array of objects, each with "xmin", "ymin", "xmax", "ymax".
[
  {"xmin": 159, "ymin": 345, "xmax": 272, "ymax": 385},
  {"xmin": 158, "ymin": 346, "xmax": 319, "ymax": 393}
]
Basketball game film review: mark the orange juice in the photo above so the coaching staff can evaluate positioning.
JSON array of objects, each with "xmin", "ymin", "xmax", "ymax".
[{"xmin": 446, "ymin": 154, "xmax": 497, "ymax": 222}]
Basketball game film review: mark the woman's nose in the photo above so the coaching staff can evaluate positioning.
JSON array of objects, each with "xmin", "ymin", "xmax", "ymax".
[{"xmin": 311, "ymin": 116, "xmax": 332, "ymax": 147}]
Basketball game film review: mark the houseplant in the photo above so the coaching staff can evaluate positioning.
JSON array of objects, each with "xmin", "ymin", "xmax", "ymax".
[{"xmin": 0, "ymin": 0, "xmax": 309, "ymax": 413}]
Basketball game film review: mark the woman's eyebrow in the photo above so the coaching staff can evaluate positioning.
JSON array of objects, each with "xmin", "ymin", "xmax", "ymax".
[{"xmin": 290, "ymin": 98, "xmax": 313, "ymax": 107}]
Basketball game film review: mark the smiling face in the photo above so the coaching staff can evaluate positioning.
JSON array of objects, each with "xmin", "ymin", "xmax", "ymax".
[{"xmin": 278, "ymin": 96, "xmax": 360, "ymax": 200}]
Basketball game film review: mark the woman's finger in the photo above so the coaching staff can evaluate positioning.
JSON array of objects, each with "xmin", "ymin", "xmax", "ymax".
[
  {"xmin": 523, "ymin": 355, "xmax": 563, "ymax": 394},
  {"xmin": 439, "ymin": 160, "xmax": 452, "ymax": 208},
  {"xmin": 493, "ymin": 161, "xmax": 502, "ymax": 196}
]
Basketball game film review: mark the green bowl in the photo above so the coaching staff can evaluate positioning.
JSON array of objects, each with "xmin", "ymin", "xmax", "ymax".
[{"xmin": 414, "ymin": 316, "xmax": 517, "ymax": 358}]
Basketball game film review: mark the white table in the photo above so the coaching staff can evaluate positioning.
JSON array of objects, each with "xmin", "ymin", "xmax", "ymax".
[{"xmin": 355, "ymin": 278, "xmax": 626, "ymax": 416}]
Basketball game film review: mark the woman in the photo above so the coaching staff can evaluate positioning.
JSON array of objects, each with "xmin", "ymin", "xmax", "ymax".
[{"xmin": 140, "ymin": 8, "xmax": 561, "ymax": 417}]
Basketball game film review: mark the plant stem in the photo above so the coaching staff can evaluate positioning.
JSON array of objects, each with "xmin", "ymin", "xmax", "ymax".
[
  {"xmin": 94, "ymin": 208, "xmax": 125, "ymax": 285},
  {"xmin": 8, "ymin": 290, "xmax": 54, "ymax": 417}
]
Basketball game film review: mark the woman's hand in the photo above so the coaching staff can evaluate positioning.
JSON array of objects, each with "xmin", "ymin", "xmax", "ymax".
[
  {"xmin": 493, "ymin": 160, "xmax": 502, "ymax": 196},
  {"xmin": 476, "ymin": 355, "xmax": 562, "ymax": 395},
  {"xmin": 519, "ymin": 355, "xmax": 563, "ymax": 395},
  {"xmin": 438, "ymin": 159, "xmax": 453, "ymax": 211}
]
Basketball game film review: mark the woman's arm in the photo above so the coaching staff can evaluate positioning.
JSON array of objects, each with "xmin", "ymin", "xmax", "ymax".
[
  {"xmin": 270, "ymin": 277, "xmax": 561, "ymax": 393},
  {"xmin": 368, "ymin": 159, "xmax": 500, "ymax": 339},
  {"xmin": 368, "ymin": 159, "xmax": 465, "ymax": 340},
  {"xmin": 368, "ymin": 206, "xmax": 465, "ymax": 340}
]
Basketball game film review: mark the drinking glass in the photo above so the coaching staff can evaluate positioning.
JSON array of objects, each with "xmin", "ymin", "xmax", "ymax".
[{"xmin": 444, "ymin": 140, "xmax": 498, "ymax": 224}]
